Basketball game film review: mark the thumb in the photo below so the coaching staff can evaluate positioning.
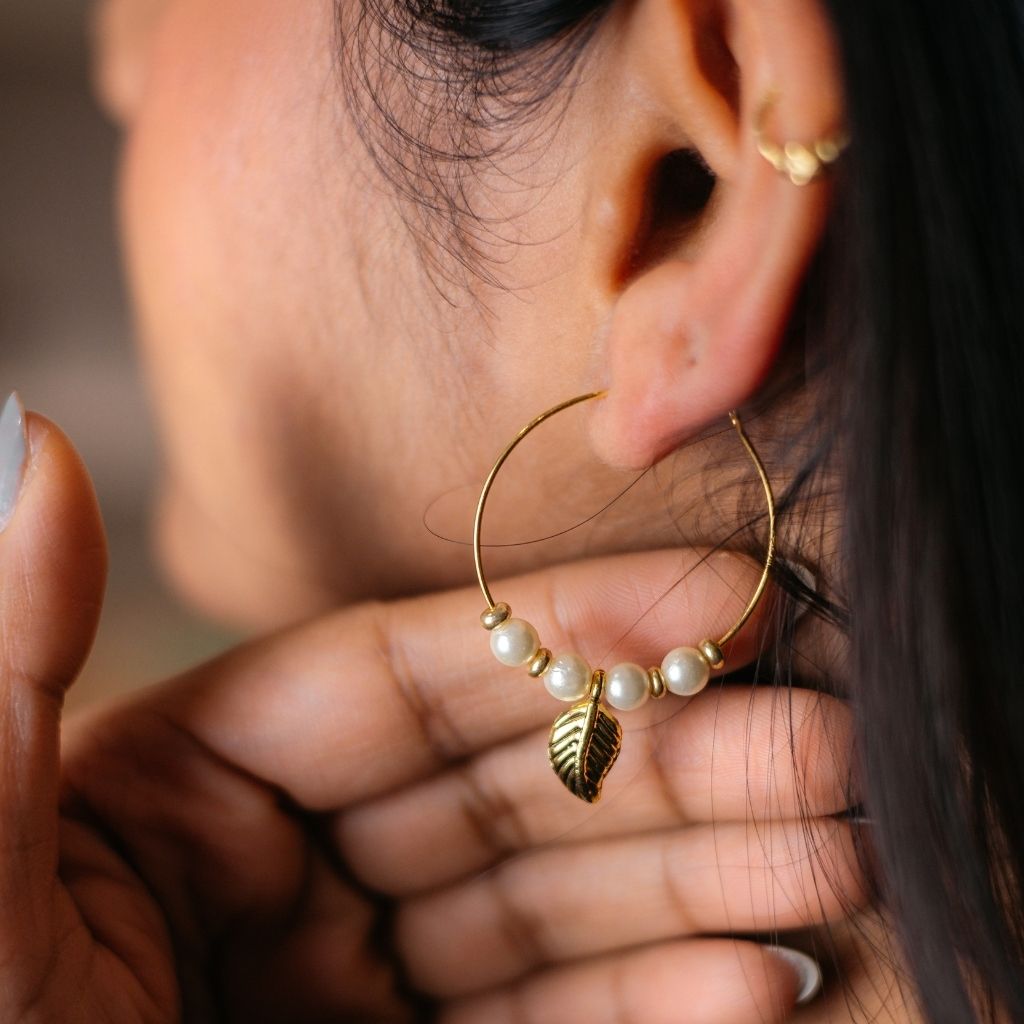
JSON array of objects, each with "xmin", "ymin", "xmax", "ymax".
[{"xmin": 0, "ymin": 393, "xmax": 107, "ymax": 915}]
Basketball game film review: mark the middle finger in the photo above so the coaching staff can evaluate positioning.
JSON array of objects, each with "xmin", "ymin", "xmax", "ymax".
[
  {"xmin": 395, "ymin": 816, "xmax": 868, "ymax": 998},
  {"xmin": 337, "ymin": 684, "xmax": 855, "ymax": 895}
]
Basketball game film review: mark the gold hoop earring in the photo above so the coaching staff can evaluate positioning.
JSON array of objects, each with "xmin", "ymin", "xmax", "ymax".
[
  {"xmin": 754, "ymin": 88, "xmax": 850, "ymax": 185},
  {"xmin": 473, "ymin": 390, "xmax": 776, "ymax": 803}
]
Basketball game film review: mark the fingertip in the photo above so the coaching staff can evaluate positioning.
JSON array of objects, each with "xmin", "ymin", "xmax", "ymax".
[
  {"xmin": 707, "ymin": 940, "xmax": 819, "ymax": 1021},
  {"xmin": 763, "ymin": 944, "xmax": 824, "ymax": 1006},
  {"xmin": 21, "ymin": 411, "xmax": 109, "ymax": 587},
  {"xmin": 1, "ymin": 409, "xmax": 108, "ymax": 700}
]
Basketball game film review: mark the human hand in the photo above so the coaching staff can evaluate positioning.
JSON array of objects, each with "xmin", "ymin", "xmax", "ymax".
[{"xmin": 0, "ymin": 399, "xmax": 899, "ymax": 1023}]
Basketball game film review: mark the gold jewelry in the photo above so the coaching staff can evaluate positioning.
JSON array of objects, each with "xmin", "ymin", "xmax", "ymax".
[
  {"xmin": 754, "ymin": 89, "xmax": 850, "ymax": 185},
  {"xmin": 473, "ymin": 391, "xmax": 776, "ymax": 803}
]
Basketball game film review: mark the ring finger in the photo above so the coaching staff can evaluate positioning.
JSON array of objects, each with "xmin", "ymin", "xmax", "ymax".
[
  {"xmin": 338, "ymin": 685, "xmax": 855, "ymax": 895},
  {"xmin": 440, "ymin": 938, "xmax": 820, "ymax": 1024},
  {"xmin": 396, "ymin": 817, "xmax": 868, "ymax": 997}
]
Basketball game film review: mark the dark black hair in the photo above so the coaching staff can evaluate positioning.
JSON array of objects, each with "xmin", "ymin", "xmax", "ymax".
[
  {"xmin": 338, "ymin": 1, "xmax": 613, "ymax": 292},
  {"xmin": 340, "ymin": 1, "xmax": 1024, "ymax": 1020},
  {"xmin": 824, "ymin": 1, "xmax": 1024, "ymax": 1019}
]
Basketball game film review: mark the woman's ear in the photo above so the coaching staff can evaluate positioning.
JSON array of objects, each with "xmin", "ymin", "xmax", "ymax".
[{"xmin": 583, "ymin": 0, "xmax": 846, "ymax": 469}]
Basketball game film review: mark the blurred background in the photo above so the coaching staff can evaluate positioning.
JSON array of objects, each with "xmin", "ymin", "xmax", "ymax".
[{"xmin": 1, "ymin": 0, "xmax": 238, "ymax": 710}]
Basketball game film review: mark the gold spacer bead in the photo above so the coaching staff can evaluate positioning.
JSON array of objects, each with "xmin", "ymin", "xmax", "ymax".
[
  {"xmin": 480, "ymin": 602, "xmax": 511, "ymax": 630},
  {"xmin": 647, "ymin": 667, "xmax": 667, "ymax": 699},
  {"xmin": 699, "ymin": 640, "xmax": 725, "ymax": 670},
  {"xmin": 528, "ymin": 648, "xmax": 552, "ymax": 677}
]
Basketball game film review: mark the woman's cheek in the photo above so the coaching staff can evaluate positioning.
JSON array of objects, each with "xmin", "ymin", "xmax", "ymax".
[{"xmin": 114, "ymin": 0, "xmax": 393, "ymax": 626}]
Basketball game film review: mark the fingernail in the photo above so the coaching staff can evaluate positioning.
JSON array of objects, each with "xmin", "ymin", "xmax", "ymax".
[
  {"xmin": 838, "ymin": 802, "xmax": 874, "ymax": 827},
  {"xmin": 0, "ymin": 392, "xmax": 28, "ymax": 534},
  {"xmin": 764, "ymin": 944, "xmax": 823, "ymax": 1005},
  {"xmin": 776, "ymin": 556, "xmax": 817, "ymax": 624}
]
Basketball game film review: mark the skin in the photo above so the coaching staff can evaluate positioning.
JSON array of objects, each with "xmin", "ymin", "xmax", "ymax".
[
  {"xmin": 97, "ymin": 0, "xmax": 842, "ymax": 630},
  {"xmin": 1, "ymin": 419, "xmax": 900, "ymax": 1022},
  {"xmin": 0, "ymin": 0, "xmax": 924, "ymax": 1020}
]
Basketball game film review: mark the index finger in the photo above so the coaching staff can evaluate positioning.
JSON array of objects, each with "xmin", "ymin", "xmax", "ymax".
[{"xmin": 145, "ymin": 547, "xmax": 777, "ymax": 810}]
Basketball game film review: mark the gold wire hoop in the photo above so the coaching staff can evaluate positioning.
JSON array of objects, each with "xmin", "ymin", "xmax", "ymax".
[
  {"xmin": 472, "ymin": 390, "xmax": 777, "ymax": 650},
  {"xmin": 472, "ymin": 390, "xmax": 777, "ymax": 802}
]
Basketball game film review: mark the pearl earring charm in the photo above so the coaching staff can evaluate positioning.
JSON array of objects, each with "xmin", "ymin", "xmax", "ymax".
[
  {"xmin": 473, "ymin": 391, "xmax": 776, "ymax": 803},
  {"xmin": 489, "ymin": 618, "xmax": 540, "ymax": 666}
]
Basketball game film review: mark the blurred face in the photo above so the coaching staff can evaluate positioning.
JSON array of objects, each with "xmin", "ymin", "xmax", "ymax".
[
  {"xmin": 93, "ymin": 0, "xmax": 689, "ymax": 628},
  {"xmin": 95, "ymin": 0, "xmax": 837, "ymax": 650}
]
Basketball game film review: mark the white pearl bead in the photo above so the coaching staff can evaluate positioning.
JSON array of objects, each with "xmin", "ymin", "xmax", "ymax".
[
  {"xmin": 661, "ymin": 646, "xmax": 710, "ymax": 696},
  {"xmin": 543, "ymin": 652, "xmax": 591, "ymax": 702},
  {"xmin": 606, "ymin": 662, "xmax": 649, "ymax": 711},
  {"xmin": 490, "ymin": 618, "xmax": 540, "ymax": 666}
]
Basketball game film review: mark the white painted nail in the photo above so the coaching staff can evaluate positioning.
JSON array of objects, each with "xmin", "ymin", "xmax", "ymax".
[
  {"xmin": 0, "ymin": 392, "xmax": 28, "ymax": 534},
  {"xmin": 777, "ymin": 556, "xmax": 817, "ymax": 624},
  {"xmin": 764, "ymin": 944, "xmax": 823, "ymax": 1005}
]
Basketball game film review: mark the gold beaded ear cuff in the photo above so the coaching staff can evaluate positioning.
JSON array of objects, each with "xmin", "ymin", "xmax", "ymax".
[
  {"xmin": 473, "ymin": 391, "xmax": 776, "ymax": 803},
  {"xmin": 754, "ymin": 89, "xmax": 850, "ymax": 185}
]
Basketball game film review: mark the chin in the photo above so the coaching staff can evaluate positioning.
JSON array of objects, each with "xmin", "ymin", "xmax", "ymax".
[{"xmin": 150, "ymin": 482, "xmax": 337, "ymax": 634}]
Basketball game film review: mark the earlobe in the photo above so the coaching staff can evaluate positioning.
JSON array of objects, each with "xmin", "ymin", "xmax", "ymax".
[
  {"xmin": 583, "ymin": 0, "xmax": 845, "ymax": 470},
  {"xmin": 590, "ymin": 164, "xmax": 830, "ymax": 470}
]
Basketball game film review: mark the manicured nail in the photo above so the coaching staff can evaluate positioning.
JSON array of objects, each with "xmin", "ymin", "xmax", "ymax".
[
  {"xmin": 0, "ymin": 392, "xmax": 28, "ymax": 533},
  {"xmin": 765, "ymin": 944, "xmax": 823, "ymax": 1005},
  {"xmin": 777, "ymin": 556, "xmax": 817, "ymax": 623},
  {"xmin": 838, "ymin": 801, "xmax": 874, "ymax": 827}
]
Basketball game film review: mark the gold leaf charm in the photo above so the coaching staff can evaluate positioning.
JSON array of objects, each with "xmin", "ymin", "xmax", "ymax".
[{"xmin": 548, "ymin": 669, "xmax": 623, "ymax": 803}]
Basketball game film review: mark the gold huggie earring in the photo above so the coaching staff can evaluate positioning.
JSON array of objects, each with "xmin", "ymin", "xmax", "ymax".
[
  {"xmin": 473, "ymin": 390, "xmax": 776, "ymax": 803},
  {"xmin": 754, "ymin": 88, "xmax": 850, "ymax": 185}
]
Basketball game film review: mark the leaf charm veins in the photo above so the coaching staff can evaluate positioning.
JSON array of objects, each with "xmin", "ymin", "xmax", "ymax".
[{"xmin": 548, "ymin": 670, "xmax": 623, "ymax": 803}]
